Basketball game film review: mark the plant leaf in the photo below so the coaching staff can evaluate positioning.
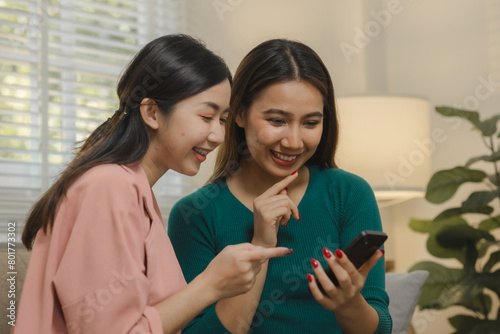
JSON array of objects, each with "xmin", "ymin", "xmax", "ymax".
[
  {"xmin": 425, "ymin": 167, "xmax": 487, "ymax": 204},
  {"xmin": 438, "ymin": 274, "xmax": 493, "ymax": 310},
  {"xmin": 409, "ymin": 261, "xmax": 462, "ymax": 309},
  {"xmin": 465, "ymin": 151, "xmax": 500, "ymax": 167},
  {"xmin": 409, "ymin": 218, "xmax": 432, "ymax": 233},
  {"xmin": 456, "ymin": 293, "xmax": 492, "ymax": 314},
  {"xmin": 483, "ymin": 251, "xmax": 500, "ymax": 273},
  {"xmin": 435, "ymin": 227, "xmax": 494, "ymax": 275},
  {"xmin": 449, "ymin": 315, "xmax": 499, "ymax": 334},
  {"xmin": 449, "ymin": 315, "xmax": 477, "ymax": 331},
  {"xmin": 478, "ymin": 215, "xmax": 500, "ymax": 231},
  {"xmin": 436, "ymin": 106, "xmax": 482, "ymax": 130},
  {"xmin": 462, "ymin": 191, "xmax": 500, "ymax": 209},
  {"xmin": 480, "ymin": 114, "xmax": 500, "ymax": 136},
  {"xmin": 435, "ymin": 225, "xmax": 495, "ymax": 249},
  {"xmin": 436, "ymin": 106, "xmax": 500, "ymax": 137},
  {"xmin": 427, "ymin": 217, "xmax": 470, "ymax": 262},
  {"xmin": 479, "ymin": 240, "xmax": 500, "ymax": 258},
  {"xmin": 481, "ymin": 270, "xmax": 500, "ymax": 298},
  {"xmin": 433, "ymin": 206, "xmax": 494, "ymax": 221},
  {"xmin": 487, "ymin": 173, "xmax": 500, "ymax": 186}
]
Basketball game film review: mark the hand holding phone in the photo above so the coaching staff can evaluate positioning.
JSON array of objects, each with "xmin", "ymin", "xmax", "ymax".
[{"xmin": 316, "ymin": 230, "xmax": 387, "ymax": 294}]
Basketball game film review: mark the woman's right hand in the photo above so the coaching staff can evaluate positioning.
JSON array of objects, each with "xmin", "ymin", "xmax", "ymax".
[
  {"xmin": 200, "ymin": 243, "xmax": 293, "ymax": 300},
  {"xmin": 252, "ymin": 171, "xmax": 300, "ymax": 247}
]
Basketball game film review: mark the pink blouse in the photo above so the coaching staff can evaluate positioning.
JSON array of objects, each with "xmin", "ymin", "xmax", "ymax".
[{"xmin": 13, "ymin": 164, "xmax": 186, "ymax": 334}]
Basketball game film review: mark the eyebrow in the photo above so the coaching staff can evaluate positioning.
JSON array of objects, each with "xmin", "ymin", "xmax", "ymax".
[
  {"xmin": 203, "ymin": 102, "xmax": 230, "ymax": 113},
  {"xmin": 262, "ymin": 108, "xmax": 323, "ymax": 118}
]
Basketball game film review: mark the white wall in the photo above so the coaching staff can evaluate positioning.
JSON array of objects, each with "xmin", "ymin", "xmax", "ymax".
[{"xmin": 180, "ymin": 1, "xmax": 500, "ymax": 333}]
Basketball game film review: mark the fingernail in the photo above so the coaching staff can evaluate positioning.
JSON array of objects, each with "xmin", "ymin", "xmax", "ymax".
[
  {"xmin": 298, "ymin": 213, "xmax": 301, "ymax": 221},
  {"xmin": 311, "ymin": 258, "xmax": 319, "ymax": 268},
  {"xmin": 284, "ymin": 187, "xmax": 288, "ymax": 192},
  {"xmin": 288, "ymin": 248, "xmax": 294, "ymax": 255},
  {"xmin": 335, "ymin": 249, "xmax": 343, "ymax": 258},
  {"xmin": 307, "ymin": 273, "xmax": 313, "ymax": 283},
  {"xmin": 381, "ymin": 249, "xmax": 385, "ymax": 256},
  {"xmin": 322, "ymin": 248, "xmax": 332, "ymax": 258},
  {"xmin": 291, "ymin": 170, "xmax": 298, "ymax": 176}
]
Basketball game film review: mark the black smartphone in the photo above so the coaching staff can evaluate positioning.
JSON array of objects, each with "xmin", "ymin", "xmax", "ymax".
[{"xmin": 316, "ymin": 230, "xmax": 387, "ymax": 294}]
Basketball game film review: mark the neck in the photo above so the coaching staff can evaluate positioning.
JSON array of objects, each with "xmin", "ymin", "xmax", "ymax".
[{"xmin": 140, "ymin": 153, "xmax": 167, "ymax": 187}]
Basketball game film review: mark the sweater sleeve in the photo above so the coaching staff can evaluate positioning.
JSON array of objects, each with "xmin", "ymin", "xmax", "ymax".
[
  {"xmin": 168, "ymin": 189, "xmax": 230, "ymax": 333},
  {"xmin": 52, "ymin": 167, "xmax": 164, "ymax": 334},
  {"xmin": 334, "ymin": 170, "xmax": 393, "ymax": 334}
]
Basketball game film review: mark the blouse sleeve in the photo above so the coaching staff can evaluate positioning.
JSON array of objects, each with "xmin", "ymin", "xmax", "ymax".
[
  {"xmin": 335, "ymin": 170, "xmax": 392, "ymax": 333},
  {"xmin": 51, "ymin": 167, "xmax": 164, "ymax": 334},
  {"xmin": 168, "ymin": 191, "xmax": 230, "ymax": 333}
]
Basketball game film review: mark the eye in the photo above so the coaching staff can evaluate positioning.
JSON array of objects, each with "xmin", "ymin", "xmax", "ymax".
[
  {"xmin": 201, "ymin": 116, "xmax": 213, "ymax": 121},
  {"xmin": 220, "ymin": 117, "xmax": 227, "ymax": 124},
  {"xmin": 304, "ymin": 120, "xmax": 320, "ymax": 128},
  {"xmin": 268, "ymin": 118, "xmax": 286, "ymax": 126}
]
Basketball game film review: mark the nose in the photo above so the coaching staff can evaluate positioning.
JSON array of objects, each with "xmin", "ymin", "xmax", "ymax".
[
  {"xmin": 281, "ymin": 126, "xmax": 303, "ymax": 149},
  {"xmin": 207, "ymin": 122, "xmax": 225, "ymax": 146}
]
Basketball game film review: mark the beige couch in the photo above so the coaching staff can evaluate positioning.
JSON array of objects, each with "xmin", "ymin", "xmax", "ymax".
[{"xmin": 1, "ymin": 247, "xmax": 30, "ymax": 334}]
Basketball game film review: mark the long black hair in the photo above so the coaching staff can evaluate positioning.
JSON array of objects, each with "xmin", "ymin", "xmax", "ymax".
[{"xmin": 23, "ymin": 34, "xmax": 232, "ymax": 249}]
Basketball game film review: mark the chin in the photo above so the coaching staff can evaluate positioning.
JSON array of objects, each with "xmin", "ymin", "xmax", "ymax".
[
  {"xmin": 173, "ymin": 164, "xmax": 200, "ymax": 177},
  {"xmin": 184, "ymin": 168, "xmax": 200, "ymax": 177}
]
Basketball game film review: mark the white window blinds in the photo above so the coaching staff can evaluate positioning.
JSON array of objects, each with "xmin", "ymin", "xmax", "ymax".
[{"xmin": 0, "ymin": 0, "xmax": 195, "ymax": 244}]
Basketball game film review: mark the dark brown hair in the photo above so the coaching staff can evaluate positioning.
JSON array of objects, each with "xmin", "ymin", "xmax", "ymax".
[
  {"xmin": 208, "ymin": 38, "xmax": 338, "ymax": 183},
  {"xmin": 22, "ymin": 34, "xmax": 231, "ymax": 250}
]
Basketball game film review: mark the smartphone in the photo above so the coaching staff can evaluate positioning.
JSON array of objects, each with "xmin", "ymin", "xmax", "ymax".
[{"xmin": 316, "ymin": 230, "xmax": 387, "ymax": 294}]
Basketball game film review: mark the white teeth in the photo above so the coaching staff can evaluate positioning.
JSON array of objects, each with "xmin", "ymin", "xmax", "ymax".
[
  {"xmin": 193, "ymin": 147, "xmax": 210, "ymax": 156},
  {"xmin": 271, "ymin": 150, "xmax": 298, "ymax": 161}
]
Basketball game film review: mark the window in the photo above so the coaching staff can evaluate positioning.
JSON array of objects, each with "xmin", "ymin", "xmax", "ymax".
[{"xmin": 0, "ymin": 0, "xmax": 194, "ymax": 244}]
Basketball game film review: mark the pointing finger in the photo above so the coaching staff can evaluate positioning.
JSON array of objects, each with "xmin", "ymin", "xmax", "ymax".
[{"xmin": 261, "ymin": 170, "xmax": 299, "ymax": 197}]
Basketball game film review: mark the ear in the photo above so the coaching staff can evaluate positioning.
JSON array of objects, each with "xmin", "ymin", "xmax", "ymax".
[
  {"xmin": 140, "ymin": 98, "xmax": 161, "ymax": 130},
  {"xmin": 235, "ymin": 108, "xmax": 246, "ymax": 128}
]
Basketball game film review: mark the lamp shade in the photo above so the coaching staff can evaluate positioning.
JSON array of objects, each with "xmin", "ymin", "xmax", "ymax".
[{"xmin": 335, "ymin": 95, "xmax": 431, "ymax": 206}]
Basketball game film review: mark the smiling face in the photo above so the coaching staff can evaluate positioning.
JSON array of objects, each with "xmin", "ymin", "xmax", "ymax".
[
  {"xmin": 143, "ymin": 79, "xmax": 231, "ymax": 181},
  {"xmin": 236, "ymin": 80, "xmax": 324, "ymax": 178}
]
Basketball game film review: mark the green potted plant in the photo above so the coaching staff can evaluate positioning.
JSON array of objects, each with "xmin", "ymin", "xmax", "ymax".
[{"xmin": 409, "ymin": 106, "xmax": 500, "ymax": 333}]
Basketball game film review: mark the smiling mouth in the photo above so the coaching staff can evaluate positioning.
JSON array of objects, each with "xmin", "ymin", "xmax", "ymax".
[
  {"xmin": 193, "ymin": 147, "xmax": 210, "ymax": 156},
  {"xmin": 271, "ymin": 150, "xmax": 300, "ymax": 161}
]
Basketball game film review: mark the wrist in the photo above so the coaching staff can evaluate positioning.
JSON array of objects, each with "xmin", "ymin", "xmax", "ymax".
[
  {"xmin": 335, "ymin": 293, "xmax": 367, "ymax": 318},
  {"xmin": 192, "ymin": 270, "xmax": 221, "ymax": 305},
  {"xmin": 251, "ymin": 237, "xmax": 276, "ymax": 248}
]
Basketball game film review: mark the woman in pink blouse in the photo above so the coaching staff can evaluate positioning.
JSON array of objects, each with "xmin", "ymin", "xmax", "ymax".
[{"xmin": 14, "ymin": 34, "xmax": 292, "ymax": 334}]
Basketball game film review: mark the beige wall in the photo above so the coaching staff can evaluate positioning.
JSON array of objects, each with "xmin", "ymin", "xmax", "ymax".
[{"xmin": 179, "ymin": 1, "xmax": 500, "ymax": 333}]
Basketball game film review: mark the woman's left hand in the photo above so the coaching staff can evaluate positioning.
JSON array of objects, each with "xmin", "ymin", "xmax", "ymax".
[{"xmin": 307, "ymin": 248, "xmax": 384, "ymax": 311}]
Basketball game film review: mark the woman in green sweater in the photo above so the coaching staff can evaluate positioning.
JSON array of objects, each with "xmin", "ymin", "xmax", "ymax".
[{"xmin": 168, "ymin": 39, "xmax": 392, "ymax": 333}]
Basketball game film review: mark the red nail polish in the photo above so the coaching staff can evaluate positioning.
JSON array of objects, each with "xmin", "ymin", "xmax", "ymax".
[
  {"xmin": 335, "ymin": 249, "xmax": 343, "ymax": 258},
  {"xmin": 284, "ymin": 187, "xmax": 288, "ymax": 192},
  {"xmin": 288, "ymin": 249, "xmax": 294, "ymax": 255},
  {"xmin": 323, "ymin": 248, "xmax": 332, "ymax": 258},
  {"xmin": 381, "ymin": 249, "xmax": 385, "ymax": 256},
  {"xmin": 298, "ymin": 213, "xmax": 301, "ymax": 221},
  {"xmin": 291, "ymin": 170, "xmax": 298, "ymax": 175},
  {"xmin": 311, "ymin": 258, "xmax": 319, "ymax": 268},
  {"xmin": 307, "ymin": 273, "xmax": 313, "ymax": 283}
]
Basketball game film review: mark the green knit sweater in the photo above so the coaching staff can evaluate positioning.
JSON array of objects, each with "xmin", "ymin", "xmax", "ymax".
[{"xmin": 168, "ymin": 165, "xmax": 392, "ymax": 333}]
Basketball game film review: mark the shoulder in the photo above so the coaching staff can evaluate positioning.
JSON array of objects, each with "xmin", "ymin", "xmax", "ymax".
[
  {"xmin": 78, "ymin": 164, "xmax": 136, "ymax": 183},
  {"xmin": 69, "ymin": 164, "xmax": 145, "ymax": 200}
]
